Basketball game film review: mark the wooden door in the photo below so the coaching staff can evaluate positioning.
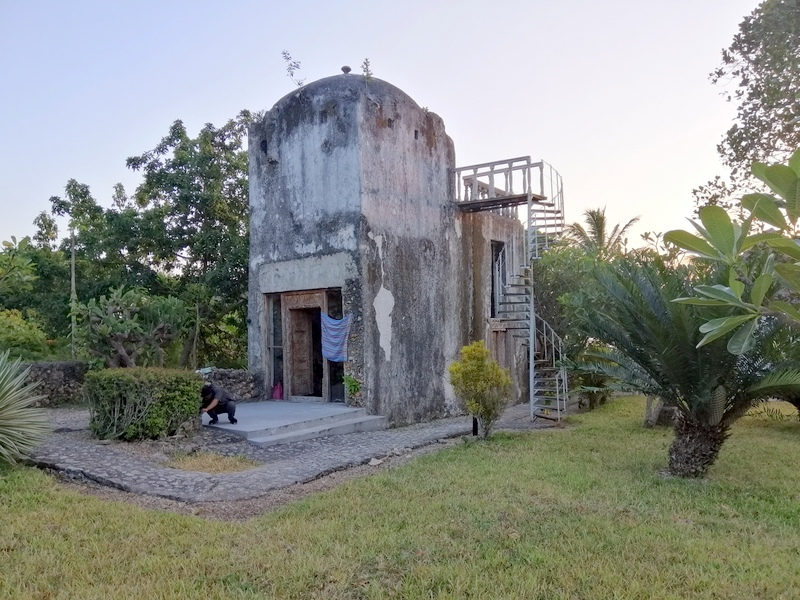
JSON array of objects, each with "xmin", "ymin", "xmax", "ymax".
[
  {"xmin": 281, "ymin": 291, "xmax": 329, "ymax": 400},
  {"xmin": 290, "ymin": 309, "xmax": 314, "ymax": 395}
]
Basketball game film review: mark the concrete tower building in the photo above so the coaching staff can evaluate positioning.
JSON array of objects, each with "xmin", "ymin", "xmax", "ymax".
[{"xmin": 248, "ymin": 72, "xmax": 555, "ymax": 425}]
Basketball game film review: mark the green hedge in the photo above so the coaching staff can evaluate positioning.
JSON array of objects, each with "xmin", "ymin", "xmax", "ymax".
[{"xmin": 86, "ymin": 368, "xmax": 202, "ymax": 440}]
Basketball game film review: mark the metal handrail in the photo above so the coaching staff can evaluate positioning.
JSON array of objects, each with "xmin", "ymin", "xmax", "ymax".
[
  {"xmin": 530, "ymin": 314, "xmax": 569, "ymax": 421},
  {"xmin": 453, "ymin": 156, "xmax": 533, "ymax": 203},
  {"xmin": 528, "ymin": 161, "xmax": 564, "ymax": 260}
]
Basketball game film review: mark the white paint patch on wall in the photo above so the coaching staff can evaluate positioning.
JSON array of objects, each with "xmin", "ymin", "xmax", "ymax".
[
  {"xmin": 367, "ymin": 231, "xmax": 385, "ymax": 272},
  {"xmin": 368, "ymin": 230, "xmax": 393, "ymax": 361},
  {"xmin": 373, "ymin": 285, "xmax": 395, "ymax": 362}
]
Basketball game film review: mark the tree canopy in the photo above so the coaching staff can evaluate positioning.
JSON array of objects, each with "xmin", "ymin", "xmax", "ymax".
[
  {"xmin": 10, "ymin": 112, "xmax": 254, "ymax": 368},
  {"xmin": 712, "ymin": 0, "xmax": 800, "ymax": 181}
]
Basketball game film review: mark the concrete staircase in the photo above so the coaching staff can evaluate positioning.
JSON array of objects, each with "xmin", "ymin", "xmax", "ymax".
[{"xmin": 204, "ymin": 401, "xmax": 388, "ymax": 447}]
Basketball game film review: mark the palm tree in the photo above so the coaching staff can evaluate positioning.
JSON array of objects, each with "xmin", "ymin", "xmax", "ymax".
[
  {"xmin": 575, "ymin": 256, "xmax": 800, "ymax": 478},
  {"xmin": 565, "ymin": 207, "xmax": 639, "ymax": 259}
]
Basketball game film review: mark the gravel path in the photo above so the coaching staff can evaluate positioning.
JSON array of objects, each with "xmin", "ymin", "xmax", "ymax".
[{"xmin": 28, "ymin": 404, "xmax": 555, "ymax": 520}]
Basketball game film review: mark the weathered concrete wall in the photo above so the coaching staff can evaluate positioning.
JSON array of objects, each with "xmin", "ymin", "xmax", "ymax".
[
  {"xmin": 23, "ymin": 361, "xmax": 88, "ymax": 407},
  {"xmin": 354, "ymin": 82, "xmax": 461, "ymax": 424},
  {"xmin": 248, "ymin": 76, "xmax": 365, "ymax": 386},
  {"xmin": 457, "ymin": 212, "xmax": 528, "ymax": 404}
]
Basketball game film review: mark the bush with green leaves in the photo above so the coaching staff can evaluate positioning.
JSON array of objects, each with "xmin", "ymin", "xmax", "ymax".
[
  {"xmin": 0, "ymin": 350, "xmax": 51, "ymax": 465},
  {"xmin": 448, "ymin": 341, "xmax": 512, "ymax": 439},
  {"xmin": 0, "ymin": 309, "xmax": 49, "ymax": 360},
  {"xmin": 86, "ymin": 368, "xmax": 202, "ymax": 440}
]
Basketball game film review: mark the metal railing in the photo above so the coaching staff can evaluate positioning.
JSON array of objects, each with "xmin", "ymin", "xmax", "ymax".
[
  {"xmin": 452, "ymin": 156, "xmax": 564, "ymax": 259},
  {"xmin": 454, "ymin": 155, "xmax": 567, "ymax": 421},
  {"xmin": 530, "ymin": 311, "xmax": 569, "ymax": 422},
  {"xmin": 528, "ymin": 161, "xmax": 564, "ymax": 260},
  {"xmin": 453, "ymin": 156, "xmax": 533, "ymax": 203}
]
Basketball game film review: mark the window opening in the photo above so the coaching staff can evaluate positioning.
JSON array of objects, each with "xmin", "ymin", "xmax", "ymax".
[{"xmin": 491, "ymin": 241, "xmax": 507, "ymax": 318}]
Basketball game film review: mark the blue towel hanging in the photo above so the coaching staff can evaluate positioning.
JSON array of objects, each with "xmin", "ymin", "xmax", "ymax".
[{"xmin": 321, "ymin": 313, "xmax": 352, "ymax": 362}]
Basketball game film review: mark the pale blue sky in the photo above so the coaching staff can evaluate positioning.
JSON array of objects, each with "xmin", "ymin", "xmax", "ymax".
[{"xmin": 0, "ymin": 0, "xmax": 758, "ymax": 245}]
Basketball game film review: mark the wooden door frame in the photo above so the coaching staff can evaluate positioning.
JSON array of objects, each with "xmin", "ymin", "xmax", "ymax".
[{"xmin": 281, "ymin": 290, "xmax": 329, "ymax": 401}]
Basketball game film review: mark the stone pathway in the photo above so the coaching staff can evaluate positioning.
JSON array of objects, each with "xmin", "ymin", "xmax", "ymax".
[{"xmin": 28, "ymin": 404, "xmax": 553, "ymax": 503}]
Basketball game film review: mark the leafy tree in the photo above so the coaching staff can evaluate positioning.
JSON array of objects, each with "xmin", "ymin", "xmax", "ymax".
[
  {"xmin": 449, "ymin": 341, "xmax": 512, "ymax": 439},
  {"xmin": 126, "ymin": 113, "xmax": 252, "ymax": 368},
  {"xmin": 0, "ymin": 239, "xmax": 51, "ymax": 359},
  {"xmin": 712, "ymin": 0, "xmax": 800, "ymax": 181},
  {"xmin": 17, "ymin": 113, "xmax": 252, "ymax": 367},
  {"xmin": 665, "ymin": 148, "xmax": 800, "ymax": 354},
  {"xmin": 0, "ymin": 310, "xmax": 48, "ymax": 360},
  {"xmin": 31, "ymin": 212, "xmax": 58, "ymax": 250},
  {"xmin": 49, "ymin": 180, "xmax": 161, "ymax": 298},
  {"xmin": 539, "ymin": 209, "xmax": 640, "ymax": 407},
  {"xmin": 564, "ymin": 207, "xmax": 639, "ymax": 260},
  {"xmin": 530, "ymin": 244, "xmax": 595, "ymax": 358},
  {"xmin": 0, "ymin": 237, "xmax": 36, "ymax": 298},
  {"xmin": 3, "ymin": 243, "xmax": 71, "ymax": 341},
  {"xmin": 575, "ymin": 255, "xmax": 800, "ymax": 477},
  {"xmin": 74, "ymin": 287, "xmax": 188, "ymax": 368}
]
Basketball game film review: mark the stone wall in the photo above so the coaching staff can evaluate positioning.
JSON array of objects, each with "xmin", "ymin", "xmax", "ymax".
[
  {"xmin": 200, "ymin": 368, "xmax": 263, "ymax": 402},
  {"xmin": 23, "ymin": 361, "xmax": 88, "ymax": 407}
]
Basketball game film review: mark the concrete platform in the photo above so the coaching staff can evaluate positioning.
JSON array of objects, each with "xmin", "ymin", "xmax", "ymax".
[{"xmin": 203, "ymin": 400, "xmax": 388, "ymax": 447}]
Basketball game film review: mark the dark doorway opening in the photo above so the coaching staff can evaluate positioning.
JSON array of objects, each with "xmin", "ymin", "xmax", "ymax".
[{"xmin": 326, "ymin": 289, "xmax": 345, "ymax": 401}]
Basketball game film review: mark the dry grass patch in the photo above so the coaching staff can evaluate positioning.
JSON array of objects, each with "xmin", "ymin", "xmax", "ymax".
[{"xmin": 164, "ymin": 451, "xmax": 259, "ymax": 473}]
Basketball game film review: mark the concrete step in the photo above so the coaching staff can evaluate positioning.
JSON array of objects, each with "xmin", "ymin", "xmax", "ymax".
[
  {"xmin": 248, "ymin": 415, "xmax": 389, "ymax": 447},
  {"xmin": 203, "ymin": 400, "xmax": 387, "ymax": 446}
]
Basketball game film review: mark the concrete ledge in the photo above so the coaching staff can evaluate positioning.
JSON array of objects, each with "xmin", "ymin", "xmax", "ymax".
[{"xmin": 257, "ymin": 252, "xmax": 357, "ymax": 293}]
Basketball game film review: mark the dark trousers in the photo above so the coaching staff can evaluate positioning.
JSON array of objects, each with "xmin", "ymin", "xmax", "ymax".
[{"xmin": 208, "ymin": 401, "xmax": 236, "ymax": 422}]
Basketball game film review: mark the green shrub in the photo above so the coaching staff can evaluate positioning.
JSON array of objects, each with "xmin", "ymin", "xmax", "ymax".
[
  {"xmin": 342, "ymin": 374, "xmax": 362, "ymax": 397},
  {"xmin": 0, "ymin": 350, "xmax": 51, "ymax": 465},
  {"xmin": 0, "ymin": 309, "xmax": 48, "ymax": 361},
  {"xmin": 448, "ymin": 341, "xmax": 512, "ymax": 439},
  {"xmin": 86, "ymin": 368, "xmax": 202, "ymax": 440},
  {"xmin": 575, "ymin": 372, "xmax": 613, "ymax": 410}
]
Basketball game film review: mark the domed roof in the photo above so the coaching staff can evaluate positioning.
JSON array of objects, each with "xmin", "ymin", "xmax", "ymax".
[{"xmin": 270, "ymin": 73, "xmax": 422, "ymax": 113}]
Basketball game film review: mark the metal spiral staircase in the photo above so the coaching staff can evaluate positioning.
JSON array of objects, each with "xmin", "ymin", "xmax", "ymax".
[{"xmin": 454, "ymin": 157, "xmax": 569, "ymax": 421}]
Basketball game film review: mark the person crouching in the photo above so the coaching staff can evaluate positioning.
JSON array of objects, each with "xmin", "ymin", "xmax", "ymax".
[{"xmin": 200, "ymin": 383, "xmax": 238, "ymax": 425}]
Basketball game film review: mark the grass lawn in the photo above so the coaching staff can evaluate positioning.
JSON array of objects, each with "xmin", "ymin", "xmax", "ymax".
[{"xmin": 2, "ymin": 397, "xmax": 799, "ymax": 599}]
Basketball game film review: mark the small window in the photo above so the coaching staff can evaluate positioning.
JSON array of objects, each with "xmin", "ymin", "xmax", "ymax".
[{"xmin": 491, "ymin": 241, "xmax": 507, "ymax": 318}]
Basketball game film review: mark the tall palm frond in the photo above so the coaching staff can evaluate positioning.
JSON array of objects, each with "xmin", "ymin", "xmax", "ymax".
[
  {"xmin": 565, "ymin": 207, "xmax": 640, "ymax": 258},
  {"xmin": 575, "ymin": 256, "xmax": 800, "ymax": 425}
]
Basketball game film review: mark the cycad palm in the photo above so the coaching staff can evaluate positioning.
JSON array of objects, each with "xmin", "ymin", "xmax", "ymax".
[
  {"xmin": 576, "ymin": 256, "xmax": 800, "ymax": 477},
  {"xmin": 565, "ymin": 207, "xmax": 639, "ymax": 258}
]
